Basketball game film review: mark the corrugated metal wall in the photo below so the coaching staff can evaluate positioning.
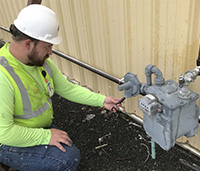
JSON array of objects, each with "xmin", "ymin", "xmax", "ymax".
[{"xmin": 1, "ymin": 0, "xmax": 200, "ymax": 151}]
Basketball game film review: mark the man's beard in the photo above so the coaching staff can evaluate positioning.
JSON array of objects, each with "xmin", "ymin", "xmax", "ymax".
[{"xmin": 27, "ymin": 48, "xmax": 49, "ymax": 66}]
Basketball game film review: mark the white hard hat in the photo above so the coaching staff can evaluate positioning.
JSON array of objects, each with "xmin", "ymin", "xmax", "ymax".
[{"xmin": 14, "ymin": 4, "xmax": 62, "ymax": 45}]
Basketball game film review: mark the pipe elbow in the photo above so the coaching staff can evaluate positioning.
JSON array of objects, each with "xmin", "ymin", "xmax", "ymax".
[
  {"xmin": 145, "ymin": 64, "xmax": 155, "ymax": 76},
  {"xmin": 145, "ymin": 65, "xmax": 165, "ymax": 85}
]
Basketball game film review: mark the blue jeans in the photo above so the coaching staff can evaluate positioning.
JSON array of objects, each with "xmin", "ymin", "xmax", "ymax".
[
  {"xmin": 0, "ymin": 144, "xmax": 80, "ymax": 171},
  {"xmin": 0, "ymin": 126, "xmax": 80, "ymax": 170}
]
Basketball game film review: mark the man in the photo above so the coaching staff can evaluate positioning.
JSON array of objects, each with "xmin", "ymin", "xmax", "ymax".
[{"xmin": 0, "ymin": 4, "xmax": 121, "ymax": 171}]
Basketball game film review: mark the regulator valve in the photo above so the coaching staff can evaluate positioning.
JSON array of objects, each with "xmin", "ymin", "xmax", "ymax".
[{"xmin": 118, "ymin": 72, "xmax": 141, "ymax": 98}]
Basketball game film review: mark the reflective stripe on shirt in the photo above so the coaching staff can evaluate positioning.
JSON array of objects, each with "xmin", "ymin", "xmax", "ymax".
[
  {"xmin": 43, "ymin": 62, "xmax": 52, "ymax": 78},
  {"xmin": 0, "ymin": 56, "xmax": 52, "ymax": 119}
]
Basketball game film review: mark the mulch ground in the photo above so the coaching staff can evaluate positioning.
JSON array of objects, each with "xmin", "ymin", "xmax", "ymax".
[{"xmin": 52, "ymin": 94, "xmax": 200, "ymax": 171}]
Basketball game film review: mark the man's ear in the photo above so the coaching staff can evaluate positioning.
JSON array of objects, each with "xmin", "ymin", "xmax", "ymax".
[{"xmin": 24, "ymin": 39, "xmax": 34, "ymax": 51}]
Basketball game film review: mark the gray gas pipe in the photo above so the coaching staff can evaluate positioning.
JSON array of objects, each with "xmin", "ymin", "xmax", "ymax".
[{"xmin": 118, "ymin": 64, "xmax": 200, "ymax": 156}]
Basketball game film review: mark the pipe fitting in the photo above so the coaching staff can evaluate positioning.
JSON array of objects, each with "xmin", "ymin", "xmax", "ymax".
[
  {"xmin": 178, "ymin": 67, "xmax": 200, "ymax": 99},
  {"xmin": 118, "ymin": 72, "xmax": 141, "ymax": 98},
  {"xmin": 145, "ymin": 65, "xmax": 165, "ymax": 86}
]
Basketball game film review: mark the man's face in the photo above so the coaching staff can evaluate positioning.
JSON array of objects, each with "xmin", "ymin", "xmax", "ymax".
[{"xmin": 27, "ymin": 41, "xmax": 53, "ymax": 66}]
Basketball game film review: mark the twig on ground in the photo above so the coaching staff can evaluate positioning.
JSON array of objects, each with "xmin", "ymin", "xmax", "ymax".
[{"xmin": 95, "ymin": 144, "xmax": 108, "ymax": 149}]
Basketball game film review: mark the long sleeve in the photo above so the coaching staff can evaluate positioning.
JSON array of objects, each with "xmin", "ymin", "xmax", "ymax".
[
  {"xmin": 0, "ymin": 57, "xmax": 106, "ymax": 147},
  {"xmin": 0, "ymin": 70, "xmax": 51, "ymax": 147},
  {"xmin": 48, "ymin": 59, "xmax": 106, "ymax": 107}
]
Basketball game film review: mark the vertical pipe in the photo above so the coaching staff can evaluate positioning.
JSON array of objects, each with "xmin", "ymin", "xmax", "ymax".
[{"xmin": 151, "ymin": 138, "xmax": 156, "ymax": 159}]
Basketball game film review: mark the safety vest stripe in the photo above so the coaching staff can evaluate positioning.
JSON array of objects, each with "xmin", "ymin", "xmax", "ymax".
[
  {"xmin": 14, "ymin": 98, "xmax": 52, "ymax": 119},
  {"xmin": 0, "ymin": 57, "xmax": 32, "ymax": 114},
  {"xmin": 43, "ymin": 62, "xmax": 52, "ymax": 77},
  {"xmin": 0, "ymin": 56, "xmax": 52, "ymax": 119}
]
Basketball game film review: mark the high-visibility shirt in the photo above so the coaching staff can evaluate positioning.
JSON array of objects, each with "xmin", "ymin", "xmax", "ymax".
[{"xmin": 0, "ymin": 43, "xmax": 106, "ymax": 147}]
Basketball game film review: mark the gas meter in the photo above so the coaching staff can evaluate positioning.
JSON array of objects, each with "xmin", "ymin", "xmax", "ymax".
[{"xmin": 119, "ymin": 64, "xmax": 199, "ymax": 150}]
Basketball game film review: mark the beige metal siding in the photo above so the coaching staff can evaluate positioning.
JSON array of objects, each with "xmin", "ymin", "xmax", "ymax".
[{"xmin": 1, "ymin": 0, "xmax": 200, "ymax": 151}]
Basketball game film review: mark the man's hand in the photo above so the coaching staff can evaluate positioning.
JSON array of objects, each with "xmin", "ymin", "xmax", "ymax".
[
  {"xmin": 103, "ymin": 96, "xmax": 123, "ymax": 112},
  {"xmin": 49, "ymin": 128, "xmax": 72, "ymax": 152}
]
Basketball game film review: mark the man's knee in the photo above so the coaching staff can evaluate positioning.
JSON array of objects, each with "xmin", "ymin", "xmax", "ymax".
[{"xmin": 61, "ymin": 144, "xmax": 81, "ymax": 170}]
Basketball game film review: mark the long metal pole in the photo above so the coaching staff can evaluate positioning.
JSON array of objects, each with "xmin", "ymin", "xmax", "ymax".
[
  {"xmin": 0, "ymin": 26, "xmax": 10, "ymax": 33},
  {"xmin": 52, "ymin": 49, "xmax": 124, "ymax": 85},
  {"xmin": 0, "ymin": 26, "xmax": 124, "ymax": 85}
]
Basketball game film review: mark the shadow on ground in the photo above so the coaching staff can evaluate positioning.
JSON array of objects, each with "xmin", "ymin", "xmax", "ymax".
[{"xmin": 52, "ymin": 94, "xmax": 200, "ymax": 171}]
